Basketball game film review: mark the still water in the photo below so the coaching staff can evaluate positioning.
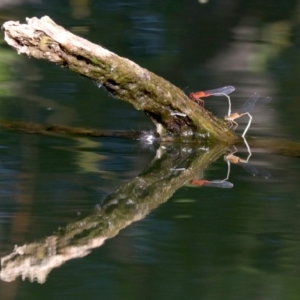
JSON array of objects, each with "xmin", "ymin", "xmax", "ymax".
[{"xmin": 0, "ymin": 1, "xmax": 300, "ymax": 299}]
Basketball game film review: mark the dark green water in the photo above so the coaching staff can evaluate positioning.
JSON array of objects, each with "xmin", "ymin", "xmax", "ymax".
[{"xmin": 0, "ymin": 1, "xmax": 300, "ymax": 299}]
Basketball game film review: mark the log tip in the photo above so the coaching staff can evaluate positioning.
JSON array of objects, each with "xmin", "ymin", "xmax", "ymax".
[
  {"xmin": 25, "ymin": 15, "xmax": 55, "ymax": 26},
  {"xmin": 1, "ymin": 20, "xmax": 20, "ymax": 32}
]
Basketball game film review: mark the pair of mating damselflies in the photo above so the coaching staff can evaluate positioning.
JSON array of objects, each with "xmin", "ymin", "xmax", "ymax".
[{"xmin": 190, "ymin": 86, "xmax": 272, "ymax": 137}]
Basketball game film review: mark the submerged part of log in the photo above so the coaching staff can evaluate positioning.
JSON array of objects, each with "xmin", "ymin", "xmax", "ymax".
[
  {"xmin": 0, "ymin": 120, "xmax": 300, "ymax": 157},
  {"xmin": 2, "ymin": 16, "xmax": 236, "ymax": 143}
]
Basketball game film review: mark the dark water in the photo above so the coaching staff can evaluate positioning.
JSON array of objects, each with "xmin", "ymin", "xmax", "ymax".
[{"xmin": 0, "ymin": 1, "xmax": 300, "ymax": 299}]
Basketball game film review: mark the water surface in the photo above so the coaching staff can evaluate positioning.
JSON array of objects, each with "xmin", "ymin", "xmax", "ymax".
[{"xmin": 0, "ymin": 1, "xmax": 300, "ymax": 299}]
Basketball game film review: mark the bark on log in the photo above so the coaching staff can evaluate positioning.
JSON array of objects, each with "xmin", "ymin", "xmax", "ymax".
[{"xmin": 1, "ymin": 16, "xmax": 236, "ymax": 143}]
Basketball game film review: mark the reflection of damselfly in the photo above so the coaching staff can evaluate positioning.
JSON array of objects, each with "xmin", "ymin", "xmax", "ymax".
[
  {"xmin": 189, "ymin": 179, "xmax": 233, "ymax": 189},
  {"xmin": 190, "ymin": 86, "xmax": 235, "ymax": 112},
  {"xmin": 223, "ymin": 137, "xmax": 271, "ymax": 180},
  {"xmin": 190, "ymin": 137, "xmax": 270, "ymax": 188},
  {"xmin": 225, "ymin": 93, "xmax": 272, "ymax": 137}
]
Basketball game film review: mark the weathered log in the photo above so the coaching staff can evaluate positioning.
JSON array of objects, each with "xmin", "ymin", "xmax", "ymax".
[{"xmin": 1, "ymin": 16, "xmax": 236, "ymax": 143}]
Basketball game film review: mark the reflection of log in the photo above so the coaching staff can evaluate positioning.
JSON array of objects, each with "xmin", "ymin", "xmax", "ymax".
[
  {"xmin": 0, "ymin": 143, "xmax": 226, "ymax": 283},
  {"xmin": 2, "ymin": 16, "xmax": 236, "ymax": 143}
]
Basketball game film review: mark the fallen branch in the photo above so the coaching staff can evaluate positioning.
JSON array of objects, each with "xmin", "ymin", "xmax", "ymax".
[
  {"xmin": 0, "ymin": 120, "xmax": 140, "ymax": 139},
  {"xmin": 2, "ymin": 16, "xmax": 236, "ymax": 143}
]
